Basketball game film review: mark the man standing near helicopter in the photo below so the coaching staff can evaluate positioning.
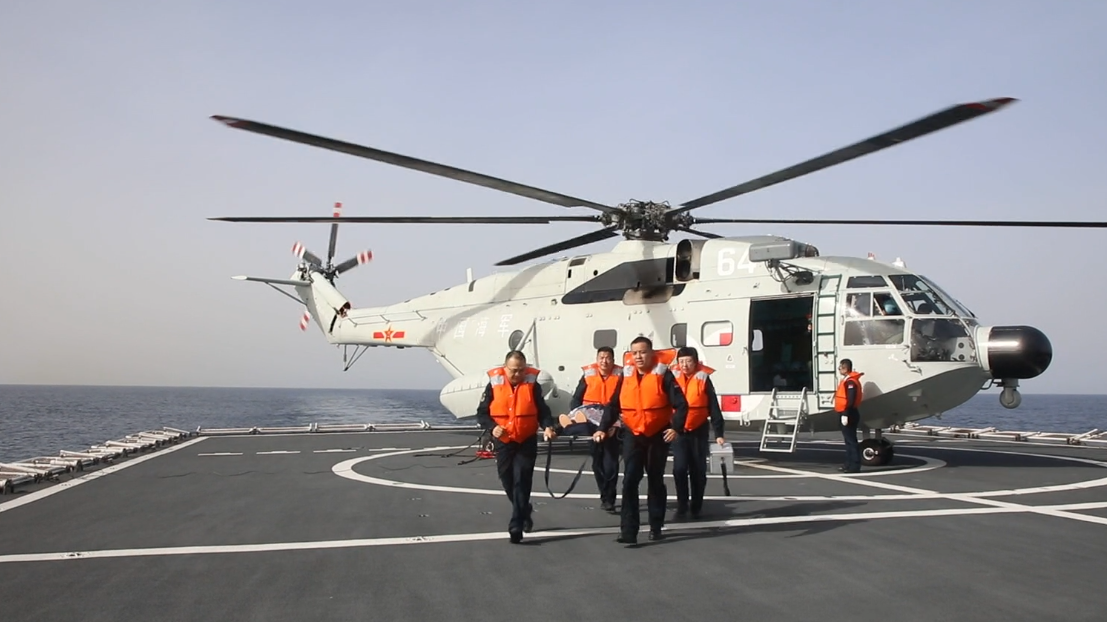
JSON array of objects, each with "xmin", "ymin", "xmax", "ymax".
[
  {"xmin": 475, "ymin": 350, "xmax": 558, "ymax": 543},
  {"xmin": 566, "ymin": 346, "xmax": 623, "ymax": 513},
  {"xmin": 594, "ymin": 336, "xmax": 689, "ymax": 545},
  {"xmin": 669, "ymin": 347, "xmax": 727, "ymax": 520},
  {"xmin": 835, "ymin": 358, "xmax": 864, "ymax": 473}
]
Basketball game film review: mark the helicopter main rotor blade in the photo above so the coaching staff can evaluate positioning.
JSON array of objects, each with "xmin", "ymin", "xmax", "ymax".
[
  {"xmin": 668, "ymin": 97, "xmax": 1017, "ymax": 217},
  {"xmin": 691, "ymin": 217, "xmax": 1107, "ymax": 228},
  {"xmin": 209, "ymin": 215, "xmax": 604, "ymax": 224},
  {"xmin": 211, "ymin": 116, "xmax": 620, "ymax": 215},
  {"xmin": 495, "ymin": 227, "xmax": 621, "ymax": 266}
]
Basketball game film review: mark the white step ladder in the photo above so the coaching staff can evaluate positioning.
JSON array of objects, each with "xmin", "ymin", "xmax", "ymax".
[
  {"xmin": 813, "ymin": 274, "xmax": 841, "ymax": 411},
  {"xmin": 760, "ymin": 387, "xmax": 809, "ymax": 453}
]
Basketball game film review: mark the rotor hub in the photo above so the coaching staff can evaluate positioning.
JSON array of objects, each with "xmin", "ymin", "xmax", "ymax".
[{"xmin": 615, "ymin": 200, "xmax": 674, "ymax": 241}]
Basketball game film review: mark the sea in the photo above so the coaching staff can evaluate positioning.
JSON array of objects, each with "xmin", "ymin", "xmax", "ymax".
[{"xmin": 1, "ymin": 385, "xmax": 1105, "ymax": 464}]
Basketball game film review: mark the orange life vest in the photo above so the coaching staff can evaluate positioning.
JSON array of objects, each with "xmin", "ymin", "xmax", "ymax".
[
  {"xmin": 487, "ymin": 366, "xmax": 541, "ymax": 443},
  {"xmin": 580, "ymin": 363, "xmax": 620, "ymax": 405},
  {"xmin": 834, "ymin": 371, "xmax": 864, "ymax": 413},
  {"xmin": 670, "ymin": 362, "xmax": 715, "ymax": 431},
  {"xmin": 618, "ymin": 361, "xmax": 674, "ymax": 437}
]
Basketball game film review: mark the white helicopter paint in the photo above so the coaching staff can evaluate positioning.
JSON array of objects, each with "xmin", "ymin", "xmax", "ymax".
[
  {"xmin": 208, "ymin": 97, "xmax": 1099, "ymax": 467},
  {"xmin": 231, "ymin": 233, "xmax": 1047, "ymax": 470}
]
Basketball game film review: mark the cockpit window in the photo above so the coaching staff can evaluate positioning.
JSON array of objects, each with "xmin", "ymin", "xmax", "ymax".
[
  {"xmin": 841, "ymin": 290, "xmax": 906, "ymax": 346},
  {"xmin": 874, "ymin": 292, "xmax": 902, "ymax": 316},
  {"xmin": 843, "ymin": 292, "xmax": 872, "ymax": 317},
  {"xmin": 842, "ymin": 291, "xmax": 903, "ymax": 317},
  {"xmin": 888, "ymin": 275, "xmax": 957, "ymax": 316},
  {"xmin": 846, "ymin": 275, "xmax": 887, "ymax": 288},
  {"xmin": 917, "ymin": 275, "xmax": 976, "ymax": 319}
]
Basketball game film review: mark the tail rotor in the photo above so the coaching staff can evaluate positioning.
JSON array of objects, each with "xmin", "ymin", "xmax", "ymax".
[{"xmin": 289, "ymin": 201, "xmax": 374, "ymax": 283}]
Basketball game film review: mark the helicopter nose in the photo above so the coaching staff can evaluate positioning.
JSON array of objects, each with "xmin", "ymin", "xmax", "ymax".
[{"xmin": 983, "ymin": 325, "xmax": 1053, "ymax": 379}]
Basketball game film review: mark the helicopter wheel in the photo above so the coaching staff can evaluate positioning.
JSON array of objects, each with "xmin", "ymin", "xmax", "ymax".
[{"xmin": 860, "ymin": 438, "xmax": 894, "ymax": 467}]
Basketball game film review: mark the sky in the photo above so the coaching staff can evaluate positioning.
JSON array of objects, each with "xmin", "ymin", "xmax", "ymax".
[{"xmin": 1, "ymin": 1, "xmax": 1105, "ymax": 393}]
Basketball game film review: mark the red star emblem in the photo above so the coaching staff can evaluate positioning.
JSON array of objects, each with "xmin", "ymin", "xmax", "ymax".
[{"xmin": 372, "ymin": 325, "xmax": 406, "ymax": 343}]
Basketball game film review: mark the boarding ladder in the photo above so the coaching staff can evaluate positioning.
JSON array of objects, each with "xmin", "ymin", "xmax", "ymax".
[
  {"xmin": 813, "ymin": 274, "xmax": 842, "ymax": 410},
  {"xmin": 760, "ymin": 387, "xmax": 809, "ymax": 453}
]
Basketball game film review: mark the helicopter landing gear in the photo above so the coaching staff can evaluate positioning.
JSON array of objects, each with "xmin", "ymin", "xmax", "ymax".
[
  {"xmin": 859, "ymin": 428, "xmax": 894, "ymax": 467},
  {"xmin": 860, "ymin": 438, "xmax": 894, "ymax": 467},
  {"xmin": 998, "ymin": 379, "xmax": 1022, "ymax": 409}
]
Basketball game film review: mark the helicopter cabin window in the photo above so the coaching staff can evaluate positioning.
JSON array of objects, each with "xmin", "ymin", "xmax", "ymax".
[
  {"xmin": 508, "ymin": 330, "xmax": 524, "ymax": 351},
  {"xmin": 748, "ymin": 296, "xmax": 814, "ymax": 393},
  {"xmin": 593, "ymin": 329, "xmax": 617, "ymax": 351},
  {"xmin": 670, "ymin": 323, "xmax": 687, "ymax": 348},
  {"xmin": 701, "ymin": 321, "xmax": 733, "ymax": 347},
  {"xmin": 750, "ymin": 329, "xmax": 764, "ymax": 352}
]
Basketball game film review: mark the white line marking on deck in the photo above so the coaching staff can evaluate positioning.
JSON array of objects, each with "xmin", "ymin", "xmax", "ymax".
[
  {"xmin": 543, "ymin": 449, "xmax": 946, "ymax": 479},
  {"xmin": 332, "ymin": 445, "xmax": 1107, "ymax": 506},
  {"xmin": 4, "ymin": 499, "xmax": 1107, "ymax": 564},
  {"xmin": 313, "ymin": 449, "xmax": 357, "ymax": 453},
  {"xmin": 0, "ymin": 437, "xmax": 208, "ymax": 515},
  {"xmin": 197, "ymin": 452, "xmax": 243, "ymax": 456},
  {"xmin": 740, "ymin": 450, "xmax": 1107, "ymax": 527},
  {"xmin": 256, "ymin": 451, "xmax": 300, "ymax": 455}
]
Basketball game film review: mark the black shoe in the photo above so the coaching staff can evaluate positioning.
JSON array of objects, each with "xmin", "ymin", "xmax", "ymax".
[
  {"xmin": 523, "ymin": 516, "xmax": 534, "ymax": 533},
  {"xmin": 675, "ymin": 507, "xmax": 688, "ymax": 519},
  {"xmin": 616, "ymin": 534, "xmax": 637, "ymax": 544},
  {"xmin": 509, "ymin": 531, "xmax": 523, "ymax": 544},
  {"xmin": 690, "ymin": 510, "xmax": 702, "ymax": 520},
  {"xmin": 601, "ymin": 500, "xmax": 616, "ymax": 513},
  {"xmin": 648, "ymin": 529, "xmax": 665, "ymax": 541},
  {"xmin": 839, "ymin": 466, "xmax": 860, "ymax": 473}
]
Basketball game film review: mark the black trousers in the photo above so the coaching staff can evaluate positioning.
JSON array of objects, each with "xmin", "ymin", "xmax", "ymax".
[
  {"xmin": 591, "ymin": 430, "xmax": 621, "ymax": 505},
  {"xmin": 671, "ymin": 424, "xmax": 710, "ymax": 514},
  {"xmin": 839, "ymin": 409, "xmax": 860, "ymax": 470},
  {"xmin": 620, "ymin": 429, "xmax": 669, "ymax": 536},
  {"xmin": 492, "ymin": 435, "xmax": 538, "ymax": 533}
]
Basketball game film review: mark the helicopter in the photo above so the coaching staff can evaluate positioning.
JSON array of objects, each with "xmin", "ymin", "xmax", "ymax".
[{"xmin": 208, "ymin": 96, "xmax": 1107, "ymax": 467}]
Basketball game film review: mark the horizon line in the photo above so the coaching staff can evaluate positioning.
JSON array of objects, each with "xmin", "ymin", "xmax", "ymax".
[{"xmin": 0, "ymin": 382, "xmax": 1101, "ymax": 397}]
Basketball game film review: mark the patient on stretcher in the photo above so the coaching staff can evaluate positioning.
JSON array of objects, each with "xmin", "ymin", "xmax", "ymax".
[{"xmin": 557, "ymin": 404, "xmax": 619, "ymax": 437}]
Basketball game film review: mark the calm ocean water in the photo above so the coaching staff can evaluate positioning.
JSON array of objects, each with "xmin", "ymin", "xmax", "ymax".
[{"xmin": 1, "ymin": 385, "xmax": 1105, "ymax": 463}]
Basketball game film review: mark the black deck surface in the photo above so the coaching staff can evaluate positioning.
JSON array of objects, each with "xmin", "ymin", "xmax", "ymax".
[{"xmin": 2, "ymin": 429, "xmax": 1107, "ymax": 621}]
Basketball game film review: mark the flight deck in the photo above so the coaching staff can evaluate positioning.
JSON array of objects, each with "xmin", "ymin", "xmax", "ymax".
[{"xmin": 2, "ymin": 423, "xmax": 1107, "ymax": 621}]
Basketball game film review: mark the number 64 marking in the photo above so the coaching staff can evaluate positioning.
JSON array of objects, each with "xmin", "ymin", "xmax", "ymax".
[{"xmin": 717, "ymin": 247, "xmax": 755, "ymax": 276}]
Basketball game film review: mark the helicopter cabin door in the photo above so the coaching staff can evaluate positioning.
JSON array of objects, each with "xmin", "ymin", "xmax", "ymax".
[
  {"xmin": 668, "ymin": 298, "xmax": 750, "ymax": 417},
  {"xmin": 748, "ymin": 295, "xmax": 815, "ymax": 395}
]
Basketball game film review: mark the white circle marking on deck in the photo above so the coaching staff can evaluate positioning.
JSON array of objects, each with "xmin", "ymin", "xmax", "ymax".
[{"xmin": 332, "ymin": 444, "xmax": 1107, "ymax": 502}]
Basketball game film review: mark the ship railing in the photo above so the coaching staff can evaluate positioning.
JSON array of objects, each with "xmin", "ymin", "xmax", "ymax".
[
  {"xmin": 193, "ymin": 421, "xmax": 482, "ymax": 436},
  {"xmin": 888, "ymin": 422, "xmax": 1107, "ymax": 447},
  {"xmin": 191, "ymin": 421, "xmax": 601, "ymax": 453},
  {"xmin": 0, "ymin": 427, "xmax": 193, "ymax": 494}
]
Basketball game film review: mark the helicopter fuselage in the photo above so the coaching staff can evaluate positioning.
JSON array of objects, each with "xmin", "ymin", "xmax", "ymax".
[{"xmin": 297, "ymin": 235, "xmax": 1052, "ymax": 434}]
